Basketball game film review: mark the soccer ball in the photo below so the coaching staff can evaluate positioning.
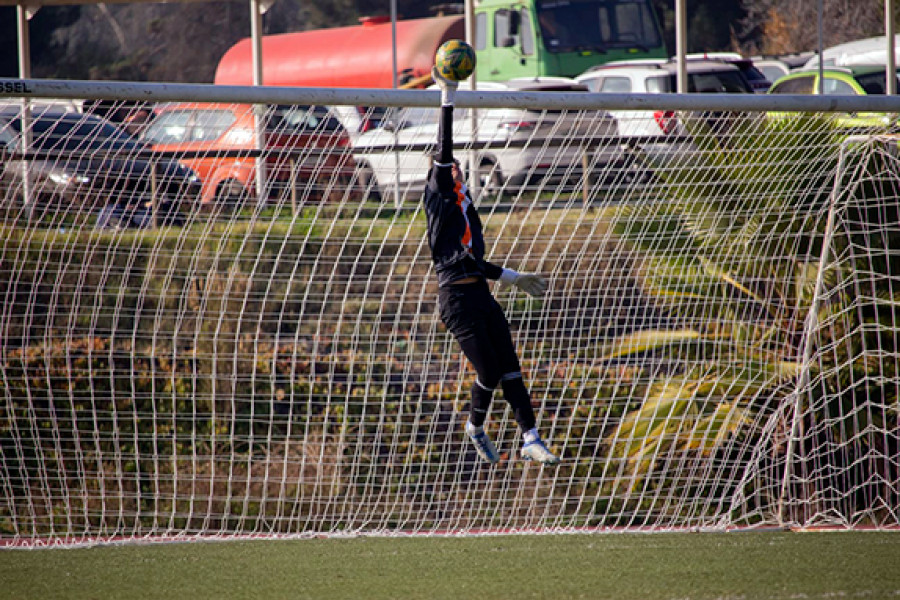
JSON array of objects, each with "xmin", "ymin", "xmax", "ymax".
[{"xmin": 435, "ymin": 40, "xmax": 476, "ymax": 82}]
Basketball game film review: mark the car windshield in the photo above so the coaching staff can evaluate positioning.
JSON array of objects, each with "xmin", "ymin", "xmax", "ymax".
[
  {"xmin": 142, "ymin": 105, "xmax": 347, "ymax": 144},
  {"xmin": 536, "ymin": 0, "xmax": 662, "ymax": 53},
  {"xmin": 9, "ymin": 114, "xmax": 142, "ymax": 152},
  {"xmin": 384, "ymin": 107, "xmax": 439, "ymax": 130},
  {"xmin": 738, "ymin": 63, "xmax": 769, "ymax": 84},
  {"xmin": 142, "ymin": 109, "xmax": 237, "ymax": 144},
  {"xmin": 267, "ymin": 105, "xmax": 344, "ymax": 134},
  {"xmin": 757, "ymin": 64, "xmax": 788, "ymax": 82},
  {"xmin": 358, "ymin": 106, "xmax": 388, "ymax": 130},
  {"xmin": 853, "ymin": 71, "xmax": 900, "ymax": 95},
  {"xmin": 658, "ymin": 71, "xmax": 752, "ymax": 93}
]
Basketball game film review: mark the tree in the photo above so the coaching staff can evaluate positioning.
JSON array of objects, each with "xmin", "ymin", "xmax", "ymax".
[
  {"xmin": 0, "ymin": 6, "xmax": 80, "ymax": 77},
  {"xmin": 30, "ymin": 1, "xmax": 301, "ymax": 82},
  {"xmin": 651, "ymin": 0, "xmax": 750, "ymax": 55},
  {"xmin": 741, "ymin": 0, "xmax": 900, "ymax": 56},
  {"xmin": 7, "ymin": 0, "xmax": 451, "ymax": 83}
]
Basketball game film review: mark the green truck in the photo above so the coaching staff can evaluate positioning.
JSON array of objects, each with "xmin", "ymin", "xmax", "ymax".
[
  {"xmin": 215, "ymin": 0, "xmax": 667, "ymax": 88},
  {"xmin": 473, "ymin": 0, "xmax": 667, "ymax": 81}
]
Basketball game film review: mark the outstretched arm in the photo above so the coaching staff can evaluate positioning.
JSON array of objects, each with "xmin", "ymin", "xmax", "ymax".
[
  {"xmin": 432, "ymin": 68, "xmax": 547, "ymax": 298},
  {"xmin": 430, "ymin": 67, "xmax": 459, "ymax": 194},
  {"xmin": 433, "ymin": 67, "xmax": 458, "ymax": 168},
  {"xmin": 436, "ymin": 105, "xmax": 454, "ymax": 166}
]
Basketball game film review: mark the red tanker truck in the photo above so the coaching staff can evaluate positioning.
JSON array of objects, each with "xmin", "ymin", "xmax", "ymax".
[{"xmin": 215, "ymin": 15, "xmax": 464, "ymax": 89}]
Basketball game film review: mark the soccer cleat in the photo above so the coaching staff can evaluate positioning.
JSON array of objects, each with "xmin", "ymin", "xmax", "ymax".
[
  {"xmin": 521, "ymin": 440, "xmax": 560, "ymax": 465},
  {"xmin": 466, "ymin": 424, "xmax": 500, "ymax": 464}
]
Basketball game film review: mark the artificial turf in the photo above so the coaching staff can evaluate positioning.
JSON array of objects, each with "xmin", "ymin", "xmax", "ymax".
[{"xmin": 2, "ymin": 531, "xmax": 899, "ymax": 599}]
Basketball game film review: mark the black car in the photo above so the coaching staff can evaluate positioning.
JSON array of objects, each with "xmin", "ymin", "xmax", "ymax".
[{"xmin": 0, "ymin": 107, "xmax": 201, "ymax": 228}]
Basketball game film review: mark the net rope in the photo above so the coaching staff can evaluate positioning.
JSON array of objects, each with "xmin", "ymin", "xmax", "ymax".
[{"xmin": 0, "ymin": 90, "xmax": 899, "ymax": 546}]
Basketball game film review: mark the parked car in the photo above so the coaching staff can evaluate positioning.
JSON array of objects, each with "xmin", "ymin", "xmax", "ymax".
[
  {"xmin": 575, "ymin": 59, "xmax": 757, "ymax": 176},
  {"xmin": 576, "ymin": 58, "xmax": 754, "ymax": 137},
  {"xmin": 802, "ymin": 35, "xmax": 900, "ymax": 69},
  {"xmin": 0, "ymin": 107, "xmax": 200, "ymax": 228},
  {"xmin": 751, "ymin": 59, "xmax": 791, "ymax": 85},
  {"xmin": 141, "ymin": 103, "xmax": 358, "ymax": 207},
  {"xmin": 684, "ymin": 53, "xmax": 771, "ymax": 93},
  {"xmin": 769, "ymin": 65, "xmax": 900, "ymax": 96},
  {"xmin": 768, "ymin": 65, "xmax": 900, "ymax": 129},
  {"xmin": 329, "ymin": 105, "xmax": 390, "ymax": 142},
  {"xmin": 351, "ymin": 77, "xmax": 619, "ymax": 200},
  {"xmin": 751, "ymin": 53, "xmax": 815, "ymax": 83}
]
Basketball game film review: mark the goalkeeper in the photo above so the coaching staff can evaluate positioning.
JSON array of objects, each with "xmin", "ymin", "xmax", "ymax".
[{"xmin": 422, "ymin": 68, "xmax": 559, "ymax": 466}]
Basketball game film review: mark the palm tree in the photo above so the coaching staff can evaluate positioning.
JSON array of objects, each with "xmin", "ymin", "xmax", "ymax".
[{"xmin": 596, "ymin": 111, "xmax": 851, "ymax": 518}]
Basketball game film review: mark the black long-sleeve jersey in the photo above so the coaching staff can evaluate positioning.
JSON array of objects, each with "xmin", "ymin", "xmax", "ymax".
[{"xmin": 423, "ymin": 105, "xmax": 504, "ymax": 288}]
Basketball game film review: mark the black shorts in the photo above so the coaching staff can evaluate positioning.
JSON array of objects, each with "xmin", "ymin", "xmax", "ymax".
[{"xmin": 438, "ymin": 279, "xmax": 521, "ymax": 389}]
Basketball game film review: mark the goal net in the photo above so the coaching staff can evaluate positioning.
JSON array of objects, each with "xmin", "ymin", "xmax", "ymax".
[{"xmin": 0, "ymin": 80, "xmax": 898, "ymax": 546}]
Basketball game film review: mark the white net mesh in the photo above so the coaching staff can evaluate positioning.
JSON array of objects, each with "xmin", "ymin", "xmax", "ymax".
[{"xmin": 1, "ymin": 84, "xmax": 899, "ymax": 546}]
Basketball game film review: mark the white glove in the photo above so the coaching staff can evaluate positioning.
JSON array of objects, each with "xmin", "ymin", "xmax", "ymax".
[
  {"xmin": 432, "ymin": 66, "xmax": 459, "ymax": 106},
  {"xmin": 499, "ymin": 268, "xmax": 547, "ymax": 298}
]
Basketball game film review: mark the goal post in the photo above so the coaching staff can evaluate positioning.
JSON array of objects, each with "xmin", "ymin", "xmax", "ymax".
[{"xmin": 1, "ymin": 79, "xmax": 899, "ymax": 546}]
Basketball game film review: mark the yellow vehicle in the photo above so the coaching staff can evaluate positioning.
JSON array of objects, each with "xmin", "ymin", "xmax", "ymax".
[{"xmin": 768, "ymin": 65, "xmax": 900, "ymax": 129}]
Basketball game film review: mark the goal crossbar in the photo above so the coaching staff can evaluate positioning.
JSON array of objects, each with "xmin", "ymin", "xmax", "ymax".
[{"xmin": 5, "ymin": 77, "xmax": 900, "ymax": 113}]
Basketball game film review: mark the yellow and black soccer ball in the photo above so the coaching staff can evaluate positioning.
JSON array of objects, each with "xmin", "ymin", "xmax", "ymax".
[{"xmin": 435, "ymin": 40, "xmax": 476, "ymax": 82}]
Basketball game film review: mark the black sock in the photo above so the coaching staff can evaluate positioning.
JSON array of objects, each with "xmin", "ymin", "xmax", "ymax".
[
  {"xmin": 469, "ymin": 380, "xmax": 493, "ymax": 428},
  {"xmin": 501, "ymin": 376, "xmax": 536, "ymax": 431}
]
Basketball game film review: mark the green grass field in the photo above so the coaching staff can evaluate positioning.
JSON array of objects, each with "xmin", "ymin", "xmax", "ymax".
[{"xmin": 2, "ymin": 531, "xmax": 899, "ymax": 599}]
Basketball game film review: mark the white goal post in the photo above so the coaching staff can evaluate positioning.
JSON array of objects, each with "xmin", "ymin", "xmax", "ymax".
[{"xmin": 1, "ymin": 78, "xmax": 899, "ymax": 547}]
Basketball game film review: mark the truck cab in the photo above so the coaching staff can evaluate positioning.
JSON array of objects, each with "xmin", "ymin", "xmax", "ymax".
[{"xmin": 475, "ymin": 0, "xmax": 666, "ymax": 81}]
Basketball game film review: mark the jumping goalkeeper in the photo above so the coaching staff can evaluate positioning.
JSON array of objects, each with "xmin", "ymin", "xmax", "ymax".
[{"xmin": 423, "ymin": 67, "xmax": 559, "ymax": 466}]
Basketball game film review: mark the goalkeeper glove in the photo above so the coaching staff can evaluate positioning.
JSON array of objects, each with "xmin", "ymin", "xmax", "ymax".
[
  {"xmin": 499, "ymin": 268, "xmax": 547, "ymax": 297},
  {"xmin": 432, "ymin": 66, "xmax": 459, "ymax": 106}
]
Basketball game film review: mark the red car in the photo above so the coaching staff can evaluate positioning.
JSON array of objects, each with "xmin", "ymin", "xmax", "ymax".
[{"xmin": 141, "ymin": 103, "xmax": 358, "ymax": 207}]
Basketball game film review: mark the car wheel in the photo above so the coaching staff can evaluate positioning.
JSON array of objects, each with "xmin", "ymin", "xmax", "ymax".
[
  {"xmin": 609, "ymin": 146, "xmax": 656, "ymax": 187},
  {"xmin": 356, "ymin": 162, "xmax": 382, "ymax": 202},
  {"xmin": 618, "ymin": 160, "xmax": 652, "ymax": 185},
  {"xmin": 214, "ymin": 179, "xmax": 248, "ymax": 215},
  {"xmin": 24, "ymin": 192, "xmax": 59, "ymax": 224},
  {"xmin": 475, "ymin": 160, "xmax": 503, "ymax": 204}
]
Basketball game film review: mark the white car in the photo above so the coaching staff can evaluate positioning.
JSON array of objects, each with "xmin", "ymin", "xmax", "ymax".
[
  {"xmin": 574, "ymin": 59, "xmax": 757, "ymax": 174},
  {"xmin": 351, "ymin": 77, "xmax": 619, "ymax": 201},
  {"xmin": 576, "ymin": 59, "xmax": 755, "ymax": 137},
  {"xmin": 329, "ymin": 105, "xmax": 389, "ymax": 142},
  {"xmin": 683, "ymin": 53, "xmax": 772, "ymax": 93},
  {"xmin": 751, "ymin": 53, "xmax": 815, "ymax": 84}
]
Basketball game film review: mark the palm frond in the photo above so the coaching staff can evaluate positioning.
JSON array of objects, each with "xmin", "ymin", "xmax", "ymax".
[
  {"xmin": 600, "ymin": 329, "xmax": 701, "ymax": 360},
  {"xmin": 683, "ymin": 402, "xmax": 754, "ymax": 454}
]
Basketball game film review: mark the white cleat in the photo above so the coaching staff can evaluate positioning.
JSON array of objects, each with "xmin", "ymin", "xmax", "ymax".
[
  {"xmin": 466, "ymin": 424, "xmax": 500, "ymax": 464},
  {"xmin": 521, "ymin": 440, "xmax": 560, "ymax": 465}
]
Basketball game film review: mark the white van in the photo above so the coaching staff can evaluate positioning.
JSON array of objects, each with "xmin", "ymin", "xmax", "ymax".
[{"xmin": 803, "ymin": 35, "xmax": 900, "ymax": 68}]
